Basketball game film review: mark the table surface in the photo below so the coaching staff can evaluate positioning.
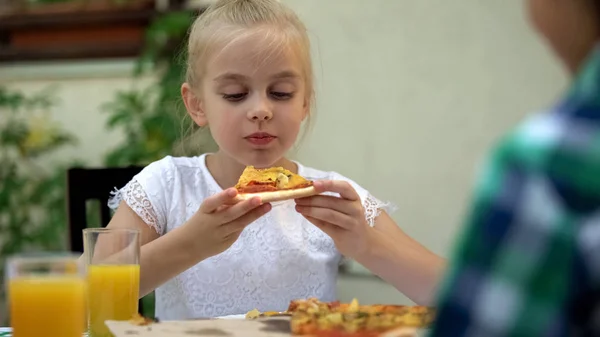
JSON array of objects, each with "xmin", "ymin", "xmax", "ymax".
[{"xmin": 1, "ymin": 316, "xmax": 431, "ymax": 337}]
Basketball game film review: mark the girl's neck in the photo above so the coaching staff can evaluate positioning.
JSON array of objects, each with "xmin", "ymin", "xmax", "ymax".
[{"xmin": 205, "ymin": 150, "xmax": 299, "ymax": 189}]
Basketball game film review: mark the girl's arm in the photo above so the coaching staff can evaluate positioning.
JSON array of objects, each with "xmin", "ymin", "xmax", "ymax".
[
  {"xmin": 295, "ymin": 180, "xmax": 445, "ymax": 306},
  {"xmin": 354, "ymin": 211, "xmax": 446, "ymax": 306},
  {"xmin": 101, "ymin": 202, "xmax": 206, "ymax": 297},
  {"xmin": 91, "ymin": 189, "xmax": 269, "ymax": 298}
]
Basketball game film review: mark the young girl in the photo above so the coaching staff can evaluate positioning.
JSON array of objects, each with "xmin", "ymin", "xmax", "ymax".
[{"xmin": 106, "ymin": 0, "xmax": 444, "ymax": 320}]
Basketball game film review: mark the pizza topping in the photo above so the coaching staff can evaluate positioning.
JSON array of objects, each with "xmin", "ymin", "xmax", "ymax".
[
  {"xmin": 287, "ymin": 298, "xmax": 434, "ymax": 336},
  {"xmin": 245, "ymin": 309, "xmax": 261, "ymax": 319},
  {"xmin": 244, "ymin": 308, "xmax": 290, "ymax": 319},
  {"xmin": 238, "ymin": 181, "xmax": 279, "ymax": 193},
  {"xmin": 235, "ymin": 166, "xmax": 313, "ymax": 193},
  {"xmin": 129, "ymin": 313, "xmax": 158, "ymax": 326},
  {"xmin": 276, "ymin": 172, "xmax": 289, "ymax": 188}
]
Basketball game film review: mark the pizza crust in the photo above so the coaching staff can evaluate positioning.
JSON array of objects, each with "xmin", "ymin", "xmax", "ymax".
[
  {"xmin": 381, "ymin": 327, "xmax": 418, "ymax": 337},
  {"xmin": 234, "ymin": 185, "xmax": 319, "ymax": 203}
]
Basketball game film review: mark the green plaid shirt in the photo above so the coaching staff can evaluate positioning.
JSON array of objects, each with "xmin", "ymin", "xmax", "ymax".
[{"xmin": 429, "ymin": 46, "xmax": 600, "ymax": 336}]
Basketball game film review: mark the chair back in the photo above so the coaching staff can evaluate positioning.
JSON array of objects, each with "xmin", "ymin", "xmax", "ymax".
[{"xmin": 66, "ymin": 165, "xmax": 145, "ymax": 314}]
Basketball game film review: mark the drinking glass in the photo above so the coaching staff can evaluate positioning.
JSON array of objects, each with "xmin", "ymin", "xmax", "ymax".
[
  {"xmin": 6, "ymin": 253, "xmax": 86, "ymax": 337},
  {"xmin": 83, "ymin": 228, "xmax": 141, "ymax": 337}
]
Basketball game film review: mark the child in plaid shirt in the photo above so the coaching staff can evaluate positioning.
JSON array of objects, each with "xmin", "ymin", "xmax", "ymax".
[
  {"xmin": 301, "ymin": 0, "xmax": 600, "ymax": 335},
  {"xmin": 428, "ymin": 0, "xmax": 600, "ymax": 335}
]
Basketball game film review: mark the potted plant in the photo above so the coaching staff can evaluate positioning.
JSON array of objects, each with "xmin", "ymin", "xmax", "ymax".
[{"xmin": 0, "ymin": 85, "xmax": 81, "ymax": 325}]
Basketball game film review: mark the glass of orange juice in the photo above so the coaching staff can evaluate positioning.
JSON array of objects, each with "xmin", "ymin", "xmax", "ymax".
[
  {"xmin": 6, "ymin": 253, "xmax": 87, "ymax": 337},
  {"xmin": 83, "ymin": 228, "xmax": 141, "ymax": 337}
]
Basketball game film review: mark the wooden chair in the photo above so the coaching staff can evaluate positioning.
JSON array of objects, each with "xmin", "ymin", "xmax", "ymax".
[{"xmin": 66, "ymin": 165, "xmax": 145, "ymax": 312}]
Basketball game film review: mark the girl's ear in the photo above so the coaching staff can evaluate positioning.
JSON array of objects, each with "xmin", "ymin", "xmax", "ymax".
[
  {"xmin": 182, "ymin": 83, "xmax": 207, "ymax": 126},
  {"xmin": 302, "ymin": 96, "xmax": 309, "ymax": 121}
]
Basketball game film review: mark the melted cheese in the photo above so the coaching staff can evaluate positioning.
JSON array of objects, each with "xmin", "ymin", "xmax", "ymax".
[
  {"xmin": 235, "ymin": 166, "xmax": 309, "ymax": 190},
  {"xmin": 276, "ymin": 173, "xmax": 289, "ymax": 188}
]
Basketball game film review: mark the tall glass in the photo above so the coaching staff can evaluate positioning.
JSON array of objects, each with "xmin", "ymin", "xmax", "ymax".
[
  {"xmin": 6, "ymin": 253, "xmax": 86, "ymax": 337},
  {"xmin": 83, "ymin": 228, "xmax": 141, "ymax": 337}
]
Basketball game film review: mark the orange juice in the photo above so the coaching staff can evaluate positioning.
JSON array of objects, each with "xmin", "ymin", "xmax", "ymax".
[
  {"xmin": 9, "ymin": 276, "xmax": 86, "ymax": 337},
  {"xmin": 87, "ymin": 264, "xmax": 140, "ymax": 337}
]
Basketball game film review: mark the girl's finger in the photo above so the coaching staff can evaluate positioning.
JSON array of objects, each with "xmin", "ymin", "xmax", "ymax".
[
  {"xmin": 302, "ymin": 215, "xmax": 340, "ymax": 237},
  {"xmin": 220, "ymin": 203, "xmax": 272, "ymax": 236},
  {"xmin": 218, "ymin": 196, "xmax": 263, "ymax": 223},
  {"xmin": 295, "ymin": 195, "xmax": 359, "ymax": 217},
  {"xmin": 214, "ymin": 204, "xmax": 232, "ymax": 213},
  {"xmin": 200, "ymin": 188, "xmax": 239, "ymax": 213},
  {"xmin": 312, "ymin": 180, "xmax": 360, "ymax": 201},
  {"xmin": 295, "ymin": 205, "xmax": 354, "ymax": 230}
]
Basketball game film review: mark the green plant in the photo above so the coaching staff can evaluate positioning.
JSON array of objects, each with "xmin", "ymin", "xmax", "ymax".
[
  {"xmin": 102, "ymin": 10, "xmax": 217, "ymax": 168},
  {"xmin": 0, "ymin": 86, "xmax": 80, "ymax": 325}
]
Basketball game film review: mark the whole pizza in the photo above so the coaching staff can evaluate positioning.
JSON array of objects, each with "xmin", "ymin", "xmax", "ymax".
[{"xmin": 247, "ymin": 298, "xmax": 436, "ymax": 337}]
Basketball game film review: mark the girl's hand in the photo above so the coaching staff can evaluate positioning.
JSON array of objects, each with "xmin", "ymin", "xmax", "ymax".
[
  {"xmin": 184, "ymin": 188, "xmax": 271, "ymax": 259},
  {"xmin": 294, "ymin": 180, "xmax": 373, "ymax": 259}
]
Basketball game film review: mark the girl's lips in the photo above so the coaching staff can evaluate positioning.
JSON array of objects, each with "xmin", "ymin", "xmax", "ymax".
[{"xmin": 245, "ymin": 133, "xmax": 276, "ymax": 145}]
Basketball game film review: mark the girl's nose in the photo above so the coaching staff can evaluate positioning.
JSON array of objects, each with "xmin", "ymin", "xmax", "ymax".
[{"xmin": 247, "ymin": 96, "xmax": 273, "ymax": 121}]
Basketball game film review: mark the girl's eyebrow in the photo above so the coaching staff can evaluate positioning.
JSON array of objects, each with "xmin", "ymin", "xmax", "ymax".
[
  {"xmin": 213, "ymin": 72, "xmax": 247, "ymax": 82},
  {"xmin": 213, "ymin": 70, "xmax": 300, "ymax": 82},
  {"xmin": 270, "ymin": 70, "xmax": 300, "ymax": 80}
]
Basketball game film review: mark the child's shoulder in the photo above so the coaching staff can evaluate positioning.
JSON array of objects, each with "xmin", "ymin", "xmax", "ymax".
[
  {"xmin": 141, "ymin": 155, "xmax": 206, "ymax": 175},
  {"xmin": 131, "ymin": 155, "xmax": 208, "ymax": 191}
]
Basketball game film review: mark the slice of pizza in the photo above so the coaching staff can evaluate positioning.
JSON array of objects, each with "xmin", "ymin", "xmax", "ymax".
[
  {"xmin": 128, "ymin": 313, "xmax": 158, "ymax": 326},
  {"xmin": 287, "ymin": 297, "xmax": 342, "ymax": 314},
  {"xmin": 234, "ymin": 166, "xmax": 319, "ymax": 203},
  {"xmin": 289, "ymin": 298, "xmax": 434, "ymax": 337},
  {"xmin": 245, "ymin": 308, "xmax": 290, "ymax": 319}
]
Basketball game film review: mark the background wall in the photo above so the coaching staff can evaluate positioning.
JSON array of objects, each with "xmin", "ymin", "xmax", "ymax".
[{"xmin": 1, "ymin": 0, "xmax": 568, "ymax": 304}]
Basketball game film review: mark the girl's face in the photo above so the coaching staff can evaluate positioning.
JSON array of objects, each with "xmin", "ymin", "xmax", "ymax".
[
  {"xmin": 527, "ymin": 0, "xmax": 600, "ymax": 74},
  {"xmin": 183, "ymin": 28, "xmax": 308, "ymax": 169}
]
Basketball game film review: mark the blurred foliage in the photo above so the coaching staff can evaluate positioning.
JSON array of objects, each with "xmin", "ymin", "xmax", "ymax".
[
  {"xmin": 102, "ymin": 9, "xmax": 217, "ymax": 168},
  {"xmin": 0, "ymin": 86, "xmax": 81, "ymax": 324},
  {"xmin": 0, "ymin": 6, "xmax": 218, "ymax": 321}
]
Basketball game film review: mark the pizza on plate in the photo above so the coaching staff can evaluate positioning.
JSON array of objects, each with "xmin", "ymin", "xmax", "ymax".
[
  {"xmin": 234, "ymin": 166, "xmax": 318, "ymax": 203},
  {"xmin": 246, "ymin": 298, "xmax": 435, "ymax": 337}
]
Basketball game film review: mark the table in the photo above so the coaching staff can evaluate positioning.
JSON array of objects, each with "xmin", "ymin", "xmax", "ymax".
[
  {"xmin": 106, "ymin": 317, "xmax": 428, "ymax": 337},
  {"xmin": 2, "ymin": 319, "xmax": 431, "ymax": 337}
]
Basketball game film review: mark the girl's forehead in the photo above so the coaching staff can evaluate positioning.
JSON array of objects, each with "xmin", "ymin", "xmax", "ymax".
[{"xmin": 204, "ymin": 28, "xmax": 305, "ymax": 79}]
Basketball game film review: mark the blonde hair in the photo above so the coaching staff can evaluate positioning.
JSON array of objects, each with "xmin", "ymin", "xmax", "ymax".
[{"xmin": 185, "ymin": 0, "xmax": 315, "ymax": 114}]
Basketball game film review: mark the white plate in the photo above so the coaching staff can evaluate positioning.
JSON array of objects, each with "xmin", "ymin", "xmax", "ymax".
[{"xmin": 216, "ymin": 314, "xmax": 246, "ymax": 319}]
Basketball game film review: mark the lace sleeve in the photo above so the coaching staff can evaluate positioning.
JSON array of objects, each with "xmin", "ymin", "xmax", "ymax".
[
  {"xmin": 108, "ymin": 179, "xmax": 164, "ymax": 235},
  {"xmin": 338, "ymin": 194, "xmax": 396, "ymax": 265},
  {"xmin": 327, "ymin": 171, "xmax": 397, "ymax": 227},
  {"xmin": 363, "ymin": 193, "xmax": 397, "ymax": 227},
  {"xmin": 107, "ymin": 157, "xmax": 176, "ymax": 235}
]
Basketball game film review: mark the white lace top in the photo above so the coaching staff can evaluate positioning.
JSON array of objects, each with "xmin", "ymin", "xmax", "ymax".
[{"xmin": 108, "ymin": 154, "xmax": 393, "ymax": 320}]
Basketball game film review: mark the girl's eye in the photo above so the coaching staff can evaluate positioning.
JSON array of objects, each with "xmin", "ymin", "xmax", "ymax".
[
  {"xmin": 270, "ymin": 91, "xmax": 294, "ymax": 100},
  {"xmin": 222, "ymin": 93, "xmax": 247, "ymax": 102}
]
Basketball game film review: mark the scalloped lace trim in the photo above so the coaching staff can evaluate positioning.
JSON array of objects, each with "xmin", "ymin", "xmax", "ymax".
[
  {"xmin": 108, "ymin": 179, "xmax": 162, "ymax": 235},
  {"xmin": 340, "ymin": 194, "xmax": 396, "ymax": 264},
  {"xmin": 363, "ymin": 193, "xmax": 396, "ymax": 227}
]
